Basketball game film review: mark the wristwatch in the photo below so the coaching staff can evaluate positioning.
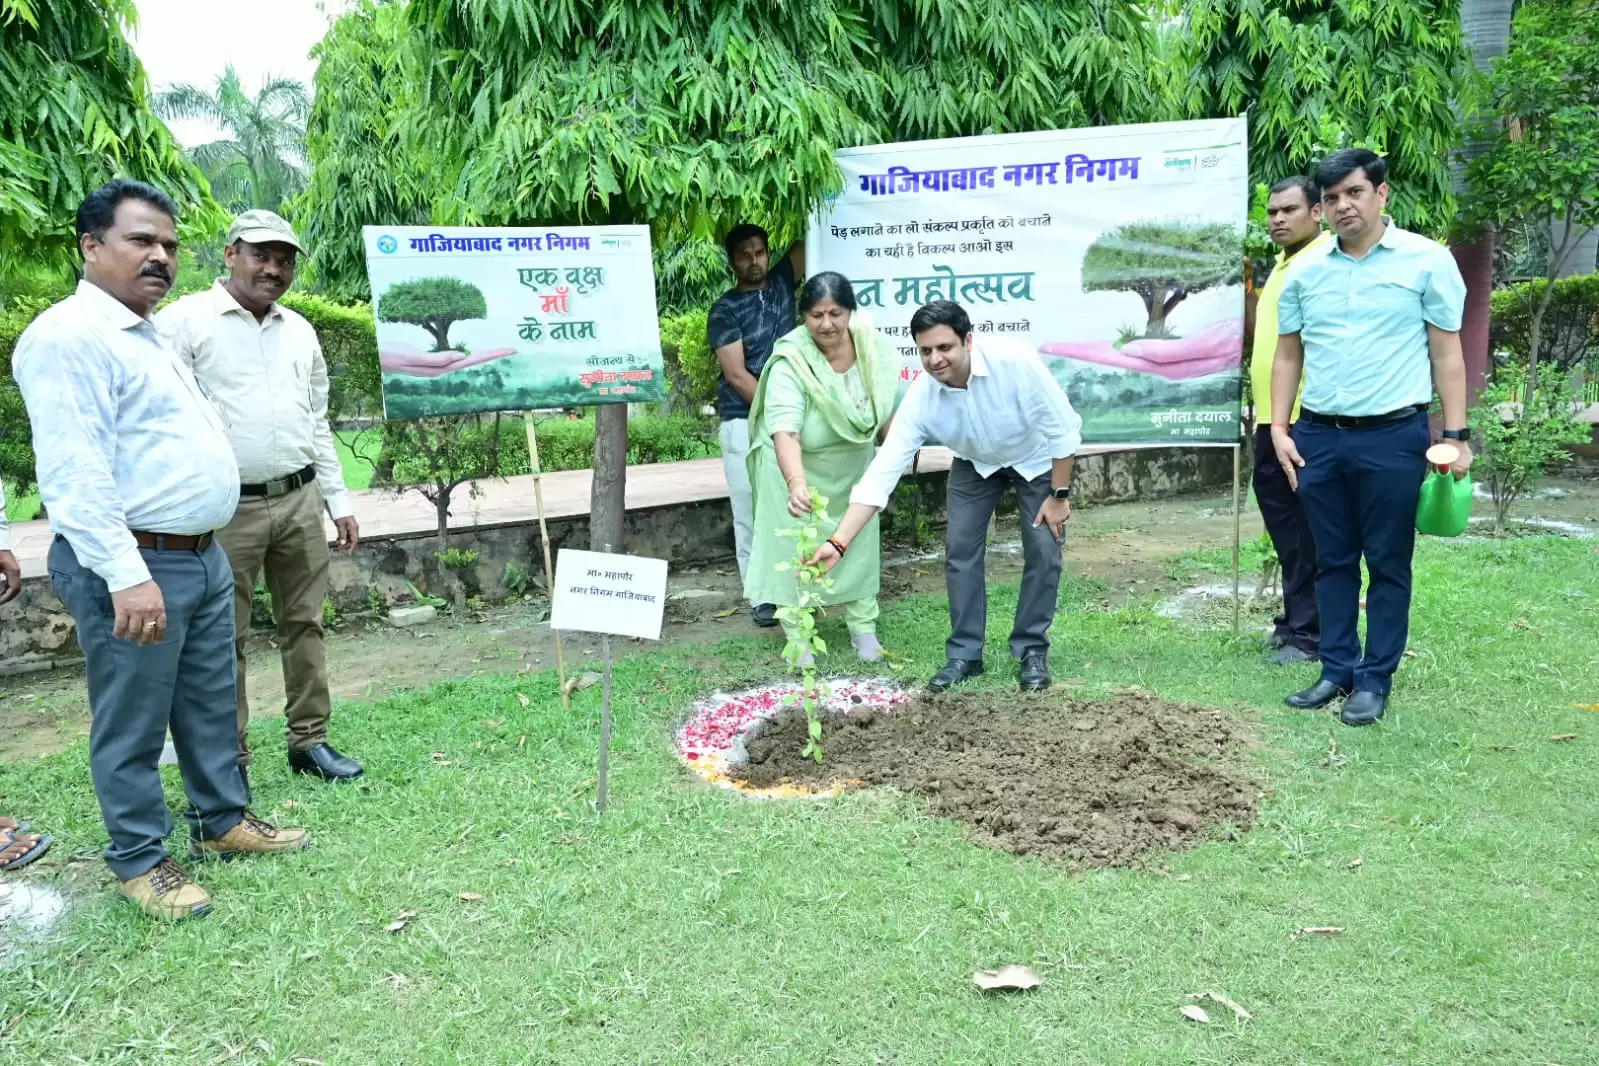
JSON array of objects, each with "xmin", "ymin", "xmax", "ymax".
[
  {"xmin": 1441, "ymin": 428, "xmax": 1471, "ymax": 442},
  {"xmin": 1051, "ymin": 485, "xmax": 1072, "ymax": 501}
]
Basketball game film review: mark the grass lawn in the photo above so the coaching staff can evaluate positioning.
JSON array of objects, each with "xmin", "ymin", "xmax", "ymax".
[{"xmin": 2, "ymin": 535, "xmax": 1596, "ymax": 1064}]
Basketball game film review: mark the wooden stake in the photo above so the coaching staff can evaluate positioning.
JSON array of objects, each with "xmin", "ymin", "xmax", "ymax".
[
  {"xmin": 524, "ymin": 414, "xmax": 570, "ymax": 709},
  {"xmin": 597, "ymin": 631, "xmax": 613, "ymax": 812},
  {"xmin": 1231, "ymin": 442, "xmax": 1242, "ymax": 639}
]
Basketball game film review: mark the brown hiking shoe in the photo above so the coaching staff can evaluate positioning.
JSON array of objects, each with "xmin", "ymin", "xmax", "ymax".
[
  {"xmin": 120, "ymin": 857, "xmax": 213, "ymax": 921},
  {"xmin": 189, "ymin": 812, "xmax": 310, "ymax": 860}
]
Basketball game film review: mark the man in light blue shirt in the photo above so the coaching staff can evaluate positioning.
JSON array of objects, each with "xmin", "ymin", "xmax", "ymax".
[
  {"xmin": 816, "ymin": 300, "xmax": 1083, "ymax": 693},
  {"xmin": 14, "ymin": 180, "xmax": 309, "ymax": 920},
  {"xmin": 1269, "ymin": 149, "xmax": 1473, "ymax": 727}
]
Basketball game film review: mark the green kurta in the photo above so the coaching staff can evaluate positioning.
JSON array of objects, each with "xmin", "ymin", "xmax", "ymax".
[{"xmin": 743, "ymin": 316, "xmax": 902, "ymax": 618}]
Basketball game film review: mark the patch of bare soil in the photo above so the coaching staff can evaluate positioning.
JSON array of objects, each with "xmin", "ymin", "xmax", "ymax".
[{"xmin": 729, "ymin": 689, "xmax": 1258, "ymax": 867}]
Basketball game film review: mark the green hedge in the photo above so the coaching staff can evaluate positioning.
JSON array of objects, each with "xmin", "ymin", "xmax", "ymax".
[
  {"xmin": 0, "ymin": 288, "xmax": 724, "ymax": 504},
  {"xmin": 1490, "ymin": 273, "xmax": 1599, "ymax": 375}
]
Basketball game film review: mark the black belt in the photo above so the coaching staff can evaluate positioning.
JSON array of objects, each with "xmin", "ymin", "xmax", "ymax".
[
  {"xmin": 1300, "ymin": 404, "xmax": 1426, "ymax": 430},
  {"xmin": 131, "ymin": 531, "xmax": 214, "ymax": 551},
  {"xmin": 241, "ymin": 464, "xmax": 316, "ymax": 499}
]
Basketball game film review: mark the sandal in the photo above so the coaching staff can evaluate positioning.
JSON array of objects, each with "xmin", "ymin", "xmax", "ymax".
[{"xmin": 1, "ymin": 828, "xmax": 52, "ymax": 871}]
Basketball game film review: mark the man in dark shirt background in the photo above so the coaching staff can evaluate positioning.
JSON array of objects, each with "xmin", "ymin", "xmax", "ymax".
[{"xmin": 708, "ymin": 223, "xmax": 804, "ymax": 627}]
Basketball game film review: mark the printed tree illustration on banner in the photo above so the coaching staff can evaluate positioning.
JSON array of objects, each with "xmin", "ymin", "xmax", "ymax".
[
  {"xmin": 1081, "ymin": 221, "xmax": 1243, "ymax": 336},
  {"xmin": 377, "ymin": 278, "xmax": 487, "ymax": 351}
]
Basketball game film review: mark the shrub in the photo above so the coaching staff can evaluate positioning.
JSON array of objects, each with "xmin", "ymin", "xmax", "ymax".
[
  {"xmin": 280, "ymin": 292, "xmax": 382, "ymax": 419},
  {"xmin": 503, "ymin": 412, "xmax": 719, "ymax": 475},
  {"xmin": 658, "ymin": 308, "xmax": 717, "ymax": 414},
  {"xmin": 1490, "ymin": 273, "xmax": 1599, "ymax": 377},
  {"xmin": 1469, "ymin": 372, "xmax": 1592, "ymax": 532}
]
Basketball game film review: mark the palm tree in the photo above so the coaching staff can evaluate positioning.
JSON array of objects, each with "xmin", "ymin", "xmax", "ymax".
[{"xmin": 153, "ymin": 65, "xmax": 310, "ymax": 215}]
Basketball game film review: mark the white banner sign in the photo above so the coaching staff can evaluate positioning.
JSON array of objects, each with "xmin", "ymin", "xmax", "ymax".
[
  {"xmin": 809, "ymin": 117, "xmax": 1249, "ymax": 444},
  {"xmin": 550, "ymin": 549, "xmax": 669, "ymax": 640},
  {"xmin": 361, "ymin": 225, "xmax": 663, "ymax": 420}
]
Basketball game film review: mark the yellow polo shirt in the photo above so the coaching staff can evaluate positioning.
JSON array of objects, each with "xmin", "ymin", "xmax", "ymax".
[{"xmin": 1251, "ymin": 231, "xmax": 1331, "ymax": 425}]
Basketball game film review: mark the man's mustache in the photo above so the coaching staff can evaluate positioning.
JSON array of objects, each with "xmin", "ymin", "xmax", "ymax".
[{"xmin": 139, "ymin": 265, "xmax": 171, "ymax": 281}]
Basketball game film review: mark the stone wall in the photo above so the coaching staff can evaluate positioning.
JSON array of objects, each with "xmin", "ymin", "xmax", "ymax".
[{"xmin": 1, "ymin": 447, "xmax": 1235, "ymax": 675}]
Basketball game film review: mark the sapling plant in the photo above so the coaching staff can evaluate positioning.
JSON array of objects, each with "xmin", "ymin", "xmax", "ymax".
[{"xmin": 774, "ymin": 491, "xmax": 834, "ymax": 763}]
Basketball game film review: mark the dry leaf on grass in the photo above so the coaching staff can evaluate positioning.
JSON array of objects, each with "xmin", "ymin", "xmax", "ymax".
[
  {"xmin": 1188, "ymin": 991, "xmax": 1253, "ymax": 1022},
  {"xmin": 712, "ymin": 607, "xmax": 739, "ymax": 619},
  {"xmin": 1293, "ymin": 926, "xmax": 1346, "ymax": 937},
  {"xmin": 514, "ymin": 693, "xmax": 530, "ymax": 708},
  {"xmin": 383, "ymin": 909, "xmax": 419, "ymax": 933},
  {"xmin": 457, "ymin": 892, "xmax": 485, "ymax": 902},
  {"xmin": 1548, "ymin": 734, "xmax": 1577, "ymax": 742},
  {"xmin": 1180, "ymin": 1004, "xmax": 1211, "ymax": 1024},
  {"xmin": 429, "ymin": 752, "xmax": 453, "ymax": 764},
  {"xmin": 1347, "ymin": 858, "xmax": 1364, "ymax": 869},
  {"xmin": 972, "ymin": 964, "xmax": 1042, "ymax": 991}
]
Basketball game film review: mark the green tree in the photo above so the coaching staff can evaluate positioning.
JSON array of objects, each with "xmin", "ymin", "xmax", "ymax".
[
  {"xmin": 1082, "ymin": 221, "xmax": 1243, "ymax": 335},
  {"xmin": 1464, "ymin": 0, "xmax": 1599, "ymax": 395},
  {"xmin": 153, "ymin": 64, "xmax": 311, "ymax": 215},
  {"xmin": 0, "ymin": 0, "xmax": 220, "ymax": 278},
  {"xmin": 302, "ymin": 0, "xmax": 1165, "ymax": 549},
  {"xmin": 1178, "ymin": 0, "xmax": 1467, "ymax": 233},
  {"xmin": 377, "ymin": 278, "xmax": 487, "ymax": 352}
]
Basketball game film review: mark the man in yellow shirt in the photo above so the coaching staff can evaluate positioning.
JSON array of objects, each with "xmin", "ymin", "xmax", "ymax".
[{"xmin": 1250, "ymin": 177, "xmax": 1330, "ymax": 665}]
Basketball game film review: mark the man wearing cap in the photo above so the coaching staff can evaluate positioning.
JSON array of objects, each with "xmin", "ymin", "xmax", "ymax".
[
  {"xmin": 15, "ymin": 179, "xmax": 309, "ymax": 921},
  {"xmin": 159, "ymin": 210, "xmax": 364, "ymax": 784}
]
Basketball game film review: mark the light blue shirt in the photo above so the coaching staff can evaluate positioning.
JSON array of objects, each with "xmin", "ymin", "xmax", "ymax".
[
  {"xmin": 850, "ymin": 336, "xmax": 1082, "ymax": 510},
  {"xmin": 1278, "ymin": 217, "xmax": 1466, "ymax": 417},
  {"xmin": 14, "ymin": 280, "xmax": 240, "ymax": 591}
]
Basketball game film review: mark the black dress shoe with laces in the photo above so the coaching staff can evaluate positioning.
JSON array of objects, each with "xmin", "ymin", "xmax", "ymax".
[
  {"xmin": 1284, "ymin": 679, "xmax": 1351, "ymax": 709},
  {"xmin": 288, "ymin": 743, "xmax": 364, "ymax": 782},
  {"xmin": 1339, "ymin": 691, "xmax": 1388, "ymax": 727},
  {"xmin": 752, "ymin": 603, "xmax": 778, "ymax": 628},
  {"xmin": 1018, "ymin": 650, "xmax": 1052, "ymax": 692},
  {"xmin": 929, "ymin": 658, "xmax": 985, "ymax": 692}
]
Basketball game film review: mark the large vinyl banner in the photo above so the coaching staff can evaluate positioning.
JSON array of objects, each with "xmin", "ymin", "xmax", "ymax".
[
  {"xmin": 808, "ymin": 117, "xmax": 1248, "ymax": 444},
  {"xmin": 362, "ymin": 225, "xmax": 664, "ymax": 419}
]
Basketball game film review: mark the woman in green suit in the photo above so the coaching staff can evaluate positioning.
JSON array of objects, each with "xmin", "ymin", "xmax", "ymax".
[{"xmin": 744, "ymin": 272, "xmax": 902, "ymax": 662}]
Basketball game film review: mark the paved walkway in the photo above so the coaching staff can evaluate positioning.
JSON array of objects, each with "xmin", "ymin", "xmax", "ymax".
[{"xmin": 4, "ymin": 443, "xmax": 1158, "ymax": 581}]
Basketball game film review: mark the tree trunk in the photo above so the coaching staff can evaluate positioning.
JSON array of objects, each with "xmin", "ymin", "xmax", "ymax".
[
  {"xmin": 590, "ymin": 403, "xmax": 628, "ymax": 552},
  {"xmin": 1145, "ymin": 288, "xmax": 1169, "ymax": 335},
  {"xmin": 426, "ymin": 320, "xmax": 450, "ymax": 351},
  {"xmin": 1452, "ymin": 0, "xmax": 1516, "ymax": 398},
  {"xmin": 435, "ymin": 490, "xmax": 451, "ymax": 546}
]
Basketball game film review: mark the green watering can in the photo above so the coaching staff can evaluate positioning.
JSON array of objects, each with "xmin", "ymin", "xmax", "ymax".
[{"xmin": 1415, "ymin": 442, "xmax": 1473, "ymax": 537}]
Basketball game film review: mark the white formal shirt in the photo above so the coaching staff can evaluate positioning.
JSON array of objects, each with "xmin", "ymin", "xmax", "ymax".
[
  {"xmin": 158, "ymin": 282, "xmax": 352, "ymax": 519},
  {"xmin": 850, "ymin": 335, "xmax": 1083, "ymax": 510},
  {"xmin": 0, "ymin": 482, "xmax": 10, "ymax": 552},
  {"xmin": 14, "ymin": 281, "xmax": 241, "ymax": 591}
]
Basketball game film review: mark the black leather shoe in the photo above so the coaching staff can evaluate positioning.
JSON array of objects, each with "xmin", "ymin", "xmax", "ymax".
[
  {"xmin": 929, "ymin": 658, "xmax": 985, "ymax": 692},
  {"xmin": 752, "ymin": 603, "xmax": 778, "ymax": 628},
  {"xmin": 1284, "ymin": 679, "xmax": 1351, "ymax": 709},
  {"xmin": 1018, "ymin": 650, "xmax": 1052, "ymax": 692},
  {"xmin": 1339, "ymin": 691, "xmax": 1388, "ymax": 727},
  {"xmin": 289, "ymin": 743, "xmax": 364, "ymax": 782}
]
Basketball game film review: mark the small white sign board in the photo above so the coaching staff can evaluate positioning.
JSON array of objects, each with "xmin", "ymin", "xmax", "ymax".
[{"xmin": 550, "ymin": 549, "xmax": 668, "ymax": 640}]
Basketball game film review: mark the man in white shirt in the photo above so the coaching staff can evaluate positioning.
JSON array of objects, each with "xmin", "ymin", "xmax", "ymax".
[
  {"xmin": 160, "ymin": 211, "xmax": 363, "ymax": 784},
  {"xmin": 814, "ymin": 300, "xmax": 1082, "ymax": 692},
  {"xmin": 14, "ymin": 180, "xmax": 309, "ymax": 921}
]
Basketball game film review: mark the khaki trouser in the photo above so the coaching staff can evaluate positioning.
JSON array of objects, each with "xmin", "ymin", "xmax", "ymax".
[{"xmin": 215, "ymin": 483, "xmax": 333, "ymax": 764}]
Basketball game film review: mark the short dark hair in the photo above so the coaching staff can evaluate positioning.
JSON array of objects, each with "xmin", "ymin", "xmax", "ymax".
[
  {"xmin": 75, "ymin": 179, "xmax": 179, "ymax": 243},
  {"xmin": 798, "ymin": 271, "xmax": 857, "ymax": 313},
  {"xmin": 909, "ymin": 300, "xmax": 972, "ymax": 342},
  {"xmin": 722, "ymin": 222, "xmax": 769, "ymax": 258},
  {"xmin": 1313, "ymin": 149, "xmax": 1386, "ymax": 192},
  {"xmin": 1269, "ymin": 175, "xmax": 1320, "ymax": 207}
]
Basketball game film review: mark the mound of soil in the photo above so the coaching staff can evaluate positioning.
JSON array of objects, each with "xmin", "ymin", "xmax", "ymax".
[{"xmin": 729, "ymin": 690, "xmax": 1257, "ymax": 866}]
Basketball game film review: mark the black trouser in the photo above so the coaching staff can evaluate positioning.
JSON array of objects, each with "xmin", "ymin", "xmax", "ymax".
[
  {"xmin": 1253, "ymin": 426, "xmax": 1319, "ymax": 652},
  {"xmin": 944, "ymin": 460, "xmax": 1063, "ymax": 661}
]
